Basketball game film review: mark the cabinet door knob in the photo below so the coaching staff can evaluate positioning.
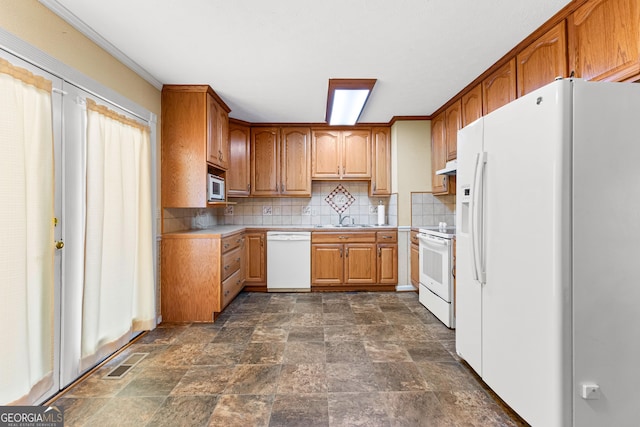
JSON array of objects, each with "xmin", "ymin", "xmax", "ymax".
[{"xmin": 55, "ymin": 240, "xmax": 64, "ymax": 249}]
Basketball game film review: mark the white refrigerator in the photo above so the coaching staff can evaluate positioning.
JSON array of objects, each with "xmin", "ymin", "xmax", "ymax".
[{"xmin": 455, "ymin": 79, "xmax": 640, "ymax": 427}]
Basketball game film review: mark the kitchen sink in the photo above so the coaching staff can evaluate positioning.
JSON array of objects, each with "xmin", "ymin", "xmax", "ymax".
[{"xmin": 315, "ymin": 224, "xmax": 374, "ymax": 228}]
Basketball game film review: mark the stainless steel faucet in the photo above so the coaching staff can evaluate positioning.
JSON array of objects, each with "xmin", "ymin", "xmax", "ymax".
[{"xmin": 339, "ymin": 214, "xmax": 352, "ymax": 226}]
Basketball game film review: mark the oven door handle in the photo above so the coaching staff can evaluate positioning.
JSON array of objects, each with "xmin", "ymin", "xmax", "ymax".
[{"xmin": 418, "ymin": 234, "xmax": 449, "ymax": 247}]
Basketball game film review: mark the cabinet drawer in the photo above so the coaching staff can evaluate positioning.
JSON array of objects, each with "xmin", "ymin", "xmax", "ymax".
[
  {"xmin": 410, "ymin": 230, "xmax": 419, "ymax": 245},
  {"xmin": 222, "ymin": 268, "xmax": 244, "ymax": 308},
  {"xmin": 222, "ymin": 246, "xmax": 242, "ymax": 280},
  {"xmin": 312, "ymin": 232, "xmax": 376, "ymax": 244},
  {"xmin": 376, "ymin": 231, "xmax": 397, "ymax": 243},
  {"xmin": 222, "ymin": 233, "xmax": 244, "ymax": 253}
]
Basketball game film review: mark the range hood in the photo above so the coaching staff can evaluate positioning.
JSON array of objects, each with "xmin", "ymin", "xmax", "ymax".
[{"xmin": 436, "ymin": 159, "xmax": 457, "ymax": 175}]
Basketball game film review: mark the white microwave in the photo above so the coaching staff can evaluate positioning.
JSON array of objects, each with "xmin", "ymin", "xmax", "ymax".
[{"xmin": 207, "ymin": 174, "xmax": 225, "ymax": 201}]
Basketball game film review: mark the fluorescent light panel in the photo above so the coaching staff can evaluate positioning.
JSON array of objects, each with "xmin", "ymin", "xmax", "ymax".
[{"xmin": 326, "ymin": 79, "xmax": 376, "ymax": 125}]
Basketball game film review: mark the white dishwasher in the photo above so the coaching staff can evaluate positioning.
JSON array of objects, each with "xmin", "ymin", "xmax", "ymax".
[{"xmin": 266, "ymin": 231, "xmax": 311, "ymax": 292}]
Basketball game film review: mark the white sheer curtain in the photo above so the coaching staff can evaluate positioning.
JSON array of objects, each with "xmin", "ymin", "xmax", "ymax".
[
  {"xmin": 0, "ymin": 58, "xmax": 54, "ymax": 405},
  {"xmin": 80, "ymin": 99, "xmax": 154, "ymax": 370}
]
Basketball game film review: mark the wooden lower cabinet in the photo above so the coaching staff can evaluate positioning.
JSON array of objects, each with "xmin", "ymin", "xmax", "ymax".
[
  {"xmin": 410, "ymin": 231, "xmax": 420, "ymax": 288},
  {"xmin": 311, "ymin": 230, "xmax": 397, "ymax": 289},
  {"xmin": 244, "ymin": 232, "xmax": 266, "ymax": 287},
  {"xmin": 344, "ymin": 244, "xmax": 377, "ymax": 284},
  {"xmin": 311, "ymin": 244, "xmax": 344, "ymax": 285},
  {"xmin": 161, "ymin": 231, "xmax": 245, "ymax": 322},
  {"xmin": 377, "ymin": 244, "xmax": 398, "ymax": 284}
]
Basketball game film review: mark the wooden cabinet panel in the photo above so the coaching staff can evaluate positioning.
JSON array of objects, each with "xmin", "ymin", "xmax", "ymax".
[
  {"xmin": 161, "ymin": 237, "xmax": 219, "ymax": 322},
  {"xmin": 377, "ymin": 244, "xmax": 398, "ymax": 284},
  {"xmin": 342, "ymin": 130, "xmax": 371, "ymax": 178},
  {"xmin": 207, "ymin": 93, "xmax": 230, "ymax": 170},
  {"xmin": 517, "ymin": 21, "xmax": 568, "ymax": 97},
  {"xmin": 445, "ymin": 100, "xmax": 461, "ymax": 161},
  {"xmin": 461, "ymin": 84, "xmax": 483, "ymax": 127},
  {"xmin": 207, "ymin": 94, "xmax": 219, "ymax": 166},
  {"xmin": 251, "ymin": 127, "xmax": 279, "ymax": 196},
  {"xmin": 207, "ymin": 97, "xmax": 229, "ymax": 170},
  {"xmin": 217, "ymin": 104, "xmax": 230, "ymax": 170},
  {"xmin": 568, "ymin": 0, "xmax": 640, "ymax": 82},
  {"xmin": 245, "ymin": 232, "xmax": 266, "ymax": 285},
  {"xmin": 311, "ymin": 130, "xmax": 341, "ymax": 178},
  {"xmin": 161, "ymin": 89, "xmax": 208, "ymax": 208},
  {"xmin": 222, "ymin": 268, "xmax": 244, "ymax": 309},
  {"xmin": 430, "ymin": 111, "xmax": 449, "ymax": 194},
  {"xmin": 311, "ymin": 244, "xmax": 344, "ymax": 285},
  {"xmin": 410, "ymin": 240, "xmax": 419, "ymax": 288},
  {"xmin": 281, "ymin": 127, "xmax": 311, "ymax": 196},
  {"xmin": 344, "ymin": 244, "xmax": 377, "ymax": 284},
  {"xmin": 228, "ymin": 122, "xmax": 251, "ymax": 197},
  {"xmin": 371, "ymin": 127, "xmax": 391, "ymax": 196},
  {"xmin": 311, "ymin": 129, "xmax": 371, "ymax": 179},
  {"xmin": 483, "ymin": 58, "xmax": 517, "ymax": 114}
]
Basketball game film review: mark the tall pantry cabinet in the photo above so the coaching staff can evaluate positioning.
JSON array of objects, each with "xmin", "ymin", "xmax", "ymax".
[{"xmin": 161, "ymin": 85, "xmax": 231, "ymax": 208}]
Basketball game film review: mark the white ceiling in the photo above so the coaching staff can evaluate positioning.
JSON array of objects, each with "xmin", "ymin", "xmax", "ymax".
[{"xmin": 46, "ymin": 0, "xmax": 571, "ymax": 124}]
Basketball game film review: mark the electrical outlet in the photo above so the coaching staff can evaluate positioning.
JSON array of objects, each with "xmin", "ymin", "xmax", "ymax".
[
  {"xmin": 369, "ymin": 205, "xmax": 378, "ymax": 214},
  {"xmin": 301, "ymin": 206, "xmax": 311, "ymax": 216},
  {"xmin": 224, "ymin": 206, "xmax": 234, "ymax": 216},
  {"xmin": 262, "ymin": 206, "xmax": 272, "ymax": 215}
]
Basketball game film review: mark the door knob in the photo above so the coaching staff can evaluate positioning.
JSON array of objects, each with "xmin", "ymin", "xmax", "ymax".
[{"xmin": 55, "ymin": 241, "xmax": 64, "ymax": 249}]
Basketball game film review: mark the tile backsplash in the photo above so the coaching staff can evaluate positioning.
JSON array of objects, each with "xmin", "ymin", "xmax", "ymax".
[
  {"xmin": 411, "ymin": 193, "xmax": 455, "ymax": 227},
  {"xmin": 162, "ymin": 182, "xmax": 397, "ymax": 232},
  {"xmin": 224, "ymin": 182, "xmax": 397, "ymax": 227}
]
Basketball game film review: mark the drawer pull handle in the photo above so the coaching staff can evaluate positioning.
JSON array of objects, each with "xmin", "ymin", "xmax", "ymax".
[
  {"xmin": 381, "ymin": 235, "xmax": 392, "ymax": 239},
  {"xmin": 236, "ymin": 257, "xmax": 241, "ymax": 262},
  {"xmin": 224, "ymin": 265, "xmax": 230, "ymax": 270},
  {"xmin": 224, "ymin": 243, "xmax": 230, "ymax": 249},
  {"xmin": 339, "ymin": 236, "xmax": 348, "ymax": 239}
]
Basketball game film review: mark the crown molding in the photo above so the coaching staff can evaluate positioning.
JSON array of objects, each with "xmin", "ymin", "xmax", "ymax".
[{"xmin": 38, "ymin": 0, "xmax": 163, "ymax": 90}]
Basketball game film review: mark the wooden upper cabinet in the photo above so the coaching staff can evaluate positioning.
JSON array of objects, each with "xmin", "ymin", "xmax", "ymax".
[
  {"xmin": 228, "ymin": 122, "xmax": 251, "ymax": 197},
  {"xmin": 342, "ymin": 130, "xmax": 371, "ymax": 178},
  {"xmin": 206, "ymin": 93, "xmax": 230, "ymax": 170},
  {"xmin": 517, "ymin": 21, "xmax": 568, "ymax": 97},
  {"xmin": 568, "ymin": 0, "xmax": 640, "ymax": 82},
  {"xmin": 251, "ymin": 127, "xmax": 279, "ymax": 196},
  {"xmin": 461, "ymin": 84, "xmax": 483, "ymax": 127},
  {"xmin": 444, "ymin": 100, "xmax": 461, "ymax": 161},
  {"xmin": 311, "ymin": 130, "xmax": 341, "ymax": 178},
  {"xmin": 483, "ymin": 58, "xmax": 517, "ymax": 114},
  {"xmin": 280, "ymin": 127, "xmax": 311, "ymax": 196},
  {"xmin": 161, "ymin": 85, "xmax": 231, "ymax": 208},
  {"xmin": 430, "ymin": 111, "xmax": 449, "ymax": 194},
  {"xmin": 251, "ymin": 127, "xmax": 311, "ymax": 197},
  {"xmin": 311, "ymin": 129, "xmax": 371, "ymax": 179},
  {"xmin": 371, "ymin": 127, "xmax": 391, "ymax": 196}
]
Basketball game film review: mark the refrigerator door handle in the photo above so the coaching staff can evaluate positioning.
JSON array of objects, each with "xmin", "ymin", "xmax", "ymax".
[{"xmin": 471, "ymin": 152, "xmax": 487, "ymax": 284}]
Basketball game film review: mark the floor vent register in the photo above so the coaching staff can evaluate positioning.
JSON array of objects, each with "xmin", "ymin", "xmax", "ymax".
[{"xmin": 103, "ymin": 353, "xmax": 148, "ymax": 379}]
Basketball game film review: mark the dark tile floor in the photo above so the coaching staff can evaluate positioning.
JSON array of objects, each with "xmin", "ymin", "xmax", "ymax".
[{"xmin": 54, "ymin": 291, "xmax": 527, "ymax": 426}]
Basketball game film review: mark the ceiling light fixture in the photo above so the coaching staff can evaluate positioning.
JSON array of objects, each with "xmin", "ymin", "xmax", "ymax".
[{"xmin": 326, "ymin": 78, "xmax": 377, "ymax": 125}]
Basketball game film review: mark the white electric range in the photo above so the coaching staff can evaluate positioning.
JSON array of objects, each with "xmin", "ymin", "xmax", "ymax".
[{"xmin": 417, "ymin": 226, "xmax": 456, "ymax": 328}]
